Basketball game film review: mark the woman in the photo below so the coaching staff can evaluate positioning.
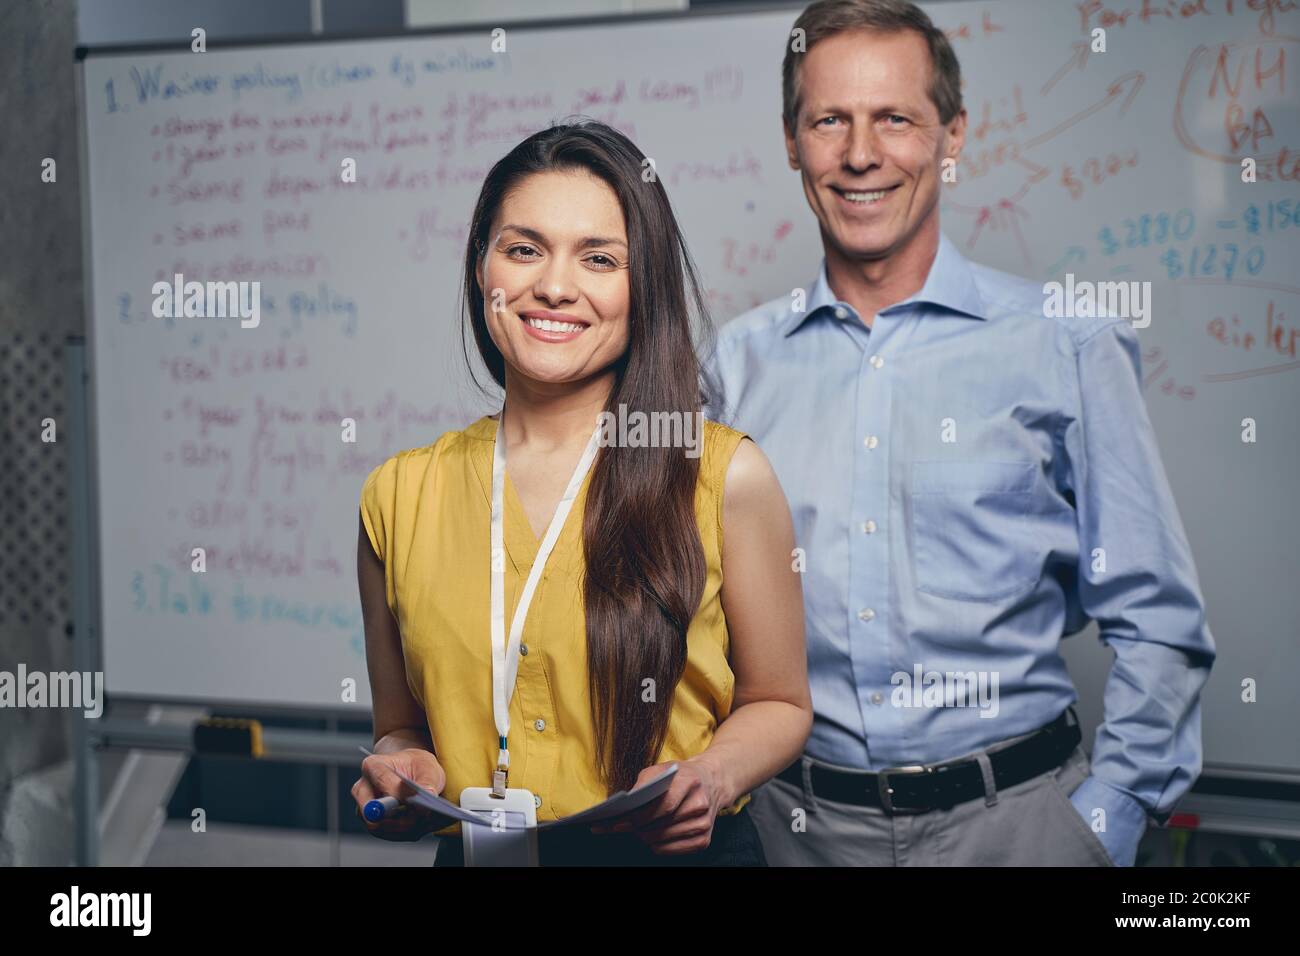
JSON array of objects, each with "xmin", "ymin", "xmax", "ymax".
[{"xmin": 351, "ymin": 119, "xmax": 810, "ymax": 866}]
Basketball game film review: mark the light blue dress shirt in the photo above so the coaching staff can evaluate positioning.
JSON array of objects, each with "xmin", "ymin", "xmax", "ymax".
[{"xmin": 702, "ymin": 230, "xmax": 1215, "ymax": 866}]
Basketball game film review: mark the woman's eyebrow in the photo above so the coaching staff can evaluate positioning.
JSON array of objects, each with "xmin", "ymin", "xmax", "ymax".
[{"xmin": 498, "ymin": 224, "xmax": 627, "ymax": 250}]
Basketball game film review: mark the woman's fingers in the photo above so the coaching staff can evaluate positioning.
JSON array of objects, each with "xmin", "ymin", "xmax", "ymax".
[
  {"xmin": 592, "ymin": 791, "xmax": 669, "ymax": 833},
  {"xmin": 630, "ymin": 795, "xmax": 712, "ymax": 840},
  {"xmin": 641, "ymin": 817, "xmax": 715, "ymax": 854},
  {"xmin": 400, "ymin": 750, "xmax": 448, "ymax": 795},
  {"xmin": 592, "ymin": 793, "xmax": 711, "ymax": 842},
  {"xmin": 627, "ymin": 777, "xmax": 698, "ymax": 829},
  {"xmin": 590, "ymin": 767, "xmax": 711, "ymax": 837},
  {"xmin": 362, "ymin": 754, "xmax": 407, "ymax": 797},
  {"xmin": 627, "ymin": 787, "xmax": 710, "ymax": 833},
  {"xmin": 351, "ymin": 768, "xmax": 379, "ymax": 805},
  {"xmin": 636, "ymin": 815, "xmax": 713, "ymax": 845},
  {"xmin": 360, "ymin": 804, "xmax": 443, "ymax": 842},
  {"xmin": 352, "ymin": 749, "xmax": 447, "ymax": 842}
]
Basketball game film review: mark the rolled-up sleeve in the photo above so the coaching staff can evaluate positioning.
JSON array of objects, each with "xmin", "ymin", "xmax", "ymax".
[{"xmin": 1062, "ymin": 319, "xmax": 1216, "ymax": 834}]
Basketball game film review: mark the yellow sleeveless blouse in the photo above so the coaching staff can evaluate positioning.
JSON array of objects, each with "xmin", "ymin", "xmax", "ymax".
[{"xmin": 360, "ymin": 415, "xmax": 751, "ymax": 830}]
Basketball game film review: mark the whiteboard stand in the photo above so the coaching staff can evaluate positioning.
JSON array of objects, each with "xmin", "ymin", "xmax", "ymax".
[
  {"xmin": 68, "ymin": 338, "xmax": 379, "ymax": 864},
  {"xmin": 68, "ymin": 336, "xmax": 100, "ymax": 866}
]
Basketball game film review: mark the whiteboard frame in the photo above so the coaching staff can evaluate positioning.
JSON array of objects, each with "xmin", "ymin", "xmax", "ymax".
[{"xmin": 74, "ymin": 1, "xmax": 813, "ymax": 61}]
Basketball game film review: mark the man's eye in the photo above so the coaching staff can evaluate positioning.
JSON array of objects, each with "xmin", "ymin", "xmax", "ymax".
[
  {"xmin": 887, "ymin": 115, "xmax": 909, "ymax": 126},
  {"xmin": 816, "ymin": 116, "xmax": 839, "ymax": 127}
]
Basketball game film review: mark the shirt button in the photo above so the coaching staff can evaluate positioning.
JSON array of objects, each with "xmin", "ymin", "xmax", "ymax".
[
  {"xmin": 864, "ymin": 435, "xmax": 879, "ymax": 449},
  {"xmin": 858, "ymin": 608, "xmax": 875, "ymax": 622},
  {"xmin": 869, "ymin": 354, "xmax": 884, "ymax": 369},
  {"xmin": 870, "ymin": 692, "xmax": 883, "ymax": 705},
  {"xmin": 533, "ymin": 718, "xmax": 546, "ymax": 731},
  {"xmin": 833, "ymin": 306, "xmax": 848, "ymax": 320},
  {"xmin": 519, "ymin": 643, "xmax": 528, "ymax": 656},
  {"xmin": 861, "ymin": 520, "xmax": 877, "ymax": 534},
  {"xmin": 533, "ymin": 793, "xmax": 542, "ymax": 809}
]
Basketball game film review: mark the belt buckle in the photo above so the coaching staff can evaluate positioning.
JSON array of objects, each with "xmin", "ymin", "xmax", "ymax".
[{"xmin": 877, "ymin": 764, "xmax": 932, "ymax": 815}]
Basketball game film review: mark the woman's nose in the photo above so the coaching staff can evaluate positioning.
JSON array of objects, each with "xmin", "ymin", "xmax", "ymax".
[{"xmin": 534, "ymin": 257, "xmax": 580, "ymax": 304}]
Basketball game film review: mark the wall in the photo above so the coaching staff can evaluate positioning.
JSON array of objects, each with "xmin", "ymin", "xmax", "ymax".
[{"xmin": 0, "ymin": 0, "xmax": 83, "ymax": 866}]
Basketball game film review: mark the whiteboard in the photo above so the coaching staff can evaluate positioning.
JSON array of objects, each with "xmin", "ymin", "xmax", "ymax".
[{"xmin": 81, "ymin": 2, "xmax": 1299, "ymax": 777}]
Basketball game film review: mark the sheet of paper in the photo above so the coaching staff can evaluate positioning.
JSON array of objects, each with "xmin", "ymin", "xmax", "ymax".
[
  {"xmin": 537, "ymin": 763, "xmax": 677, "ymax": 829},
  {"xmin": 358, "ymin": 747, "xmax": 677, "ymax": 830}
]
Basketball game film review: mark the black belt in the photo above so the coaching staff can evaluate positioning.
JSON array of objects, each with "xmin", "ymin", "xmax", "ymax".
[{"xmin": 777, "ymin": 709, "xmax": 1080, "ymax": 814}]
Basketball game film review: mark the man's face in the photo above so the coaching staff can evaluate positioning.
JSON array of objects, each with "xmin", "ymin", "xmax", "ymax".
[{"xmin": 784, "ymin": 29, "xmax": 965, "ymax": 262}]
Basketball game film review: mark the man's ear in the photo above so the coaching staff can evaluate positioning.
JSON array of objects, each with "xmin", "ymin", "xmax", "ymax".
[{"xmin": 943, "ymin": 107, "xmax": 968, "ymax": 165}]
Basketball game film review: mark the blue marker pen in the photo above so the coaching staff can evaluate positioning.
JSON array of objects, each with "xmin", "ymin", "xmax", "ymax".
[{"xmin": 363, "ymin": 795, "xmax": 404, "ymax": 822}]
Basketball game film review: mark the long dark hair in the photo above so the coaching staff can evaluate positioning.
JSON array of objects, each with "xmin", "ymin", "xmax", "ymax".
[{"xmin": 462, "ymin": 119, "xmax": 714, "ymax": 794}]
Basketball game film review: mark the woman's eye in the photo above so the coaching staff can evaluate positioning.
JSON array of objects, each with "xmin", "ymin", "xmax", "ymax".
[
  {"xmin": 505, "ymin": 244, "xmax": 539, "ymax": 259},
  {"xmin": 586, "ymin": 253, "xmax": 618, "ymax": 269}
]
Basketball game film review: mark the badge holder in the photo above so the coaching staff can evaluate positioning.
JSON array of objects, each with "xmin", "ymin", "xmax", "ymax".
[{"xmin": 459, "ymin": 784, "xmax": 539, "ymax": 867}]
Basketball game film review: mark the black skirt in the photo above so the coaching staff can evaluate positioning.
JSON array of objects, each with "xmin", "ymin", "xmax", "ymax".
[{"xmin": 433, "ymin": 804, "xmax": 767, "ymax": 867}]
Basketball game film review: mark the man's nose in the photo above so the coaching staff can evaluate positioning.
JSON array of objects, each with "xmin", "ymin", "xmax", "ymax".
[{"xmin": 844, "ymin": 123, "xmax": 881, "ymax": 172}]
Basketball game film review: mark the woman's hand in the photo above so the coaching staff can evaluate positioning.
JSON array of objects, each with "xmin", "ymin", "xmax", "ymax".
[
  {"xmin": 589, "ymin": 755, "xmax": 731, "ymax": 855},
  {"xmin": 351, "ymin": 749, "xmax": 448, "ymax": 843}
]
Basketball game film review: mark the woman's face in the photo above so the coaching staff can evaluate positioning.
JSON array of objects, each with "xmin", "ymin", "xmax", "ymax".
[{"xmin": 477, "ymin": 169, "xmax": 631, "ymax": 388}]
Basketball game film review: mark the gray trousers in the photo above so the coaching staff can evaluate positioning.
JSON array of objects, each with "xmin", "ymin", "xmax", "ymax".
[{"xmin": 748, "ymin": 730, "xmax": 1115, "ymax": 866}]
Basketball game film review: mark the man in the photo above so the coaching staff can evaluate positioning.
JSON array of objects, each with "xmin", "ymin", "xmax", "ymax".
[{"xmin": 702, "ymin": 0, "xmax": 1214, "ymax": 866}]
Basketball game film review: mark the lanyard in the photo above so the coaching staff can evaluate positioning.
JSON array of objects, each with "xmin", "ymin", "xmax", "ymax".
[{"xmin": 489, "ymin": 411, "xmax": 602, "ymax": 795}]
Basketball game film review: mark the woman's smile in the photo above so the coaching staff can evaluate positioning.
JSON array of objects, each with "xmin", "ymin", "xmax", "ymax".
[{"xmin": 518, "ymin": 309, "xmax": 591, "ymax": 343}]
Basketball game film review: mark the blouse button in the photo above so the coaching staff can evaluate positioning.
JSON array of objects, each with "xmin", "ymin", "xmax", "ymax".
[
  {"xmin": 533, "ymin": 718, "xmax": 546, "ymax": 732},
  {"xmin": 519, "ymin": 643, "xmax": 529, "ymax": 656}
]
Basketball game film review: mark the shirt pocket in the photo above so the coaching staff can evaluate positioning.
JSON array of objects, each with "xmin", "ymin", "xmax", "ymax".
[{"xmin": 909, "ymin": 459, "xmax": 1038, "ymax": 603}]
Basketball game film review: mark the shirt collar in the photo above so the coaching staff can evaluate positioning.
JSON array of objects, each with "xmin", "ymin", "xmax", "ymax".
[{"xmin": 783, "ymin": 230, "xmax": 987, "ymax": 336}]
